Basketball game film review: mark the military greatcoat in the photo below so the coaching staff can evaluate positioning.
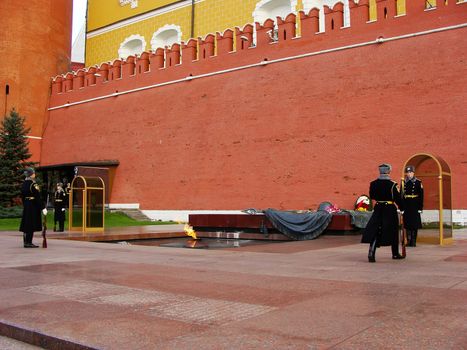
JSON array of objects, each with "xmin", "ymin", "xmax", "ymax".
[
  {"xmin": 402, "ymin": 177, "xmax": 423, "ymax": 230},
  {"xmin": 19, "ymin": 179, "xmax": 43, "ymax": 233},
  {"xmin": 54, "ymin": 189, "xmax": 67, "ymax": 223},
  {"xmin": 361, "ymin": 177, "xmax": 402, "ymax": 246}
]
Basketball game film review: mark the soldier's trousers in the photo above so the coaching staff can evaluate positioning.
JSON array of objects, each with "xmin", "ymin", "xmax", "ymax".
[
  {"xmin": 407, "ymin": 230, "xmax": 418, "ymax": 246},
  {"xmin": 391, "ymin": 242, "xmax": 399, "ymax": 257},
  {"xmin": 23, "ymin": 232, "xmax": 34, "ymax": 244},
  {"xmin": 55, "ymin": 220, "xmax": 65, "ymax": 232}
]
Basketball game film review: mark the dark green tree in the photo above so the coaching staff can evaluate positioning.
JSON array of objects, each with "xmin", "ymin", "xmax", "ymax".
[{"xmin": 0, "ymin": 109, "xmax": 35, "ymax": 207}]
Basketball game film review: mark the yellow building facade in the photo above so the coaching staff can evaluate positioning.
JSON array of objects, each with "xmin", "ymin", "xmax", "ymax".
[{"xmin": 85, "ymin": 0, "xmax": 409, "ymax": 67}]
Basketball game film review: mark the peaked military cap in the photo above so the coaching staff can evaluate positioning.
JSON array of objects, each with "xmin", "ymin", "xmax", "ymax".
[
  {"xmin": 405, "ymin": 165, "xmax": 415, "ymax": 173},
  {"xmin": 23, "ymin": 167, "xmax": 35, "ymax": 177}
]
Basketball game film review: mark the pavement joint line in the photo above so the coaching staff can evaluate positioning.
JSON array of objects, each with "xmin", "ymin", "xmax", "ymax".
[
  {"xmin": 326, "ymin": 324, "xmax": 375, "ymax": 349},
  {"xmin": 0, "ymin": 319, "xmax": 99, "ymax": 350},
  {"xmin": 447, "ymin": 279, "xmax": 467, "ymax": 289}
]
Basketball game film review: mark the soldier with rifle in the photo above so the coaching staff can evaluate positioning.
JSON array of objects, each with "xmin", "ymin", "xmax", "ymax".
[
  {"xmin": 19, "ymin": 168, "xmax": 47, "ymax": 248},
  {"xmin": 401, "ymin": 165, "xmax": 424, "ymax": 247},
  {"xmin": 361, "ymin": 163, "xmax": 405, "ymax": 262}
]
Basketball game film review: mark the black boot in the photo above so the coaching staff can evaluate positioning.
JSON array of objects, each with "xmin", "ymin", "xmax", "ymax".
[
  {"xmin": 368, "ymin": 240, "xmax": 377, "ymax": 263},
  {"xmin": 24, "ymin": 243, "xmax": 39, "ymax": 248},
  {"xmin": 24, "ymin": 232, "xmax": 38, "ymax": 248},
  {"xmin": 392, "ymin": 241, "xmax": 405, "ymax": 259}
]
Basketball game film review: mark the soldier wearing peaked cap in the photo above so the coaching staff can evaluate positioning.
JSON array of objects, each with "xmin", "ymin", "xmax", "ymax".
[
  {"xmin": 401, "ymin": 165, "xmax": 423, "ymax": 247},
  {"xmin": 54, "ymin": 182, "xmax": 67, "ymax": 232},
  {"xmin": 19, "ymin": 168, "xmax": 46, "ymax": 248},
  {"xmin": 361, "ymin": 163, "xmax": 404, "ymax": 262}
]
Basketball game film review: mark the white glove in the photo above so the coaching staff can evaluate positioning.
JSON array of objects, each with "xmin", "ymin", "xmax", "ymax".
[
  {"xmin": 418, "ymin": 210, "xmax": 422, "ymax": 214},
  {"xmin": 62, "ymin": 208, "xmax": 66, "ymax": 212},
  {"xmin": 42, "ymin": 208, "xmax": 48, "ymax": 216}
]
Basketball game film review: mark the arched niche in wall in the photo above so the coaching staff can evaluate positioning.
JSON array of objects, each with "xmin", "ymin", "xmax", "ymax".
[
  {"xmin": 303, "ymin": 0, "xmax": 351, "ymax": 32},
  {"xmin": 253, "ymin": 0, "xmax": 298, "ymax": 43},
  {"xmin": 118, "ymin": 34, "xmax": 146, "ymax": 59},
  {"xmin": 253, "ymin": 0, "xmax": 298, "ymax": 24},
  {"xmin": 150, "ymin": 24, "xmax": 182, "ymax": 51}
]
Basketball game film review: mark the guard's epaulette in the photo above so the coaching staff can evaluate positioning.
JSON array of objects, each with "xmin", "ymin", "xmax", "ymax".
[{"xmin": 29, "ymin": 183, "xmax": 40, "ymax": 193}]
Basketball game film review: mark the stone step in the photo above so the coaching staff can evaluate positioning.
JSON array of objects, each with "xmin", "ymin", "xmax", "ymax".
[{"xmin": 116, "ymin": 209, "xmax": 152, "ymax": 222}]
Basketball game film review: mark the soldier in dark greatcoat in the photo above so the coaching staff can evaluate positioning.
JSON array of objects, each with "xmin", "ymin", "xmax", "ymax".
[
  {"xmin": 54, "ymin": 182, "xmax": 67, "ymax": 232},
  {"xmin": 19, "ymin": 168, "xmax": 46, "ymax": 248},
  {"xmin": 361, "ymin": 164, "xmax": 404, "ymax": 262},
  {"xmin": 401, "ymin": 165, "xmax": 423, "ymax": 247}
]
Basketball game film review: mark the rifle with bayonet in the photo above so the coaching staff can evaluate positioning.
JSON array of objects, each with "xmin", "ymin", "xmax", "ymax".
[{"xmin": 42, "ymin": 193, "xmax": 49, "ymax": 248}]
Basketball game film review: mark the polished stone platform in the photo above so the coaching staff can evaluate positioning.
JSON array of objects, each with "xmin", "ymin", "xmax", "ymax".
[
  {"xmin": 45, "ymin": 225, "xmax": 289, "ymax": 242},
  {"xmin": 0, "ymin": 227, "xmax": 466, "ymax": 349},
  {"xmin": 47, "ymin": 224, "xmax": 187, "ymax": 242},
  {"xmin": 42, "ymin": 212, "xmax": 360, "ymax": 244}
]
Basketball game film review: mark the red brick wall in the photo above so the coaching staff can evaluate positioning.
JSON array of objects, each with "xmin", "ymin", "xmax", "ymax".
[{"xmin": 43, "ymin": 1, "xmax": 467, "ymax": 210}]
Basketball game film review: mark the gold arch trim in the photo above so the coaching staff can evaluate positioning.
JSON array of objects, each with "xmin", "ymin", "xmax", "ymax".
[
  {"xmin": 69, "ymin": 176, "xmax": 106, "ymax": 233},
  {"xmin": 402, "ymin": 152, "xmax": 451, "ymax": 178},
  {"xmin": 402, "ymin": 153, "xmax": 453, "ymax": 246}
]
